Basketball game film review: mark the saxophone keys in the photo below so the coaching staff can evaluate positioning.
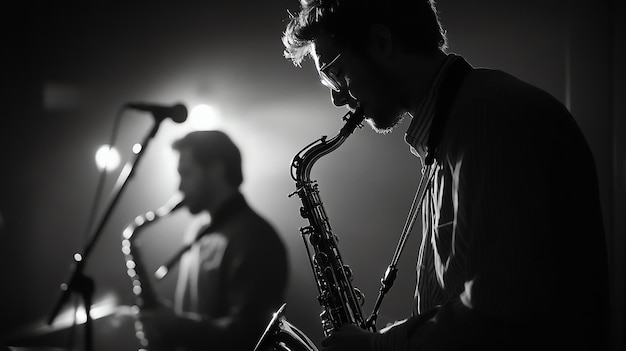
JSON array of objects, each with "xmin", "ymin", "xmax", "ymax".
[
  {"xmin": 342, "ymin": 264, "xmax": 353, "ymax": 280},
  {"xmin": 314, "ymin": 252, "xmax": 329, "ymax": 265},
  {"xmin": 299, "ymin": 226, "xmax": 314, "ymax": 235},
  {"xmin": 309, "ymin": 232, "xmax": 321, "ymax": 245},
  {"xmin": 299, "ymin": 206, "xmax": 309, "ymax": 218},
  {"xmin": 353, "ymin": 287, "xmax": 366, "ymax": 306}
]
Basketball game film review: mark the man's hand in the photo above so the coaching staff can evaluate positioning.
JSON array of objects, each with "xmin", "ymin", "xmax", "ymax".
[{"xmin": 320, "ymin": 324, "xmax": 376, "ymax": 351}]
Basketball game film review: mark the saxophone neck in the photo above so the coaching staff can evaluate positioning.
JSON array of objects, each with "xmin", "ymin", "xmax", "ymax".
[
  {"xmin": 122, "ymin": 193, "xmax": 185, "ymax": 241},
  {"xmin": 291, "ymin": 108, "xmax": 365, "ymax": 183}
]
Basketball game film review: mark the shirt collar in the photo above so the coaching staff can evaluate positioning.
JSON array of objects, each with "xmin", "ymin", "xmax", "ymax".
[
  {"xmin": 405, "ymin": 53, "xmax": 463, "ymax": 161},
  {"xmin": 197, "ymin": 192, "xmax": 246, "ymax": 239}
]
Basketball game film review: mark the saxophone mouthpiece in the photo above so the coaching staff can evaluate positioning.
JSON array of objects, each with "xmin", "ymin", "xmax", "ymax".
[{"xmin": 339, "ymin": 106, "xmax": 366, "ymax": 137}]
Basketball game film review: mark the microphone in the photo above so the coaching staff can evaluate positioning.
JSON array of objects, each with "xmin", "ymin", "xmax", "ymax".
[{"xmin": 125, "ymin": 102, "xmax": 188, "ymax": 124}]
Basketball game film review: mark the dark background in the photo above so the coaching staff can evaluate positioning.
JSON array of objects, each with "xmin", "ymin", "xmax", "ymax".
[{"xmin": 1, "ymin": 1, "xmax": 624, "ymax": 350}]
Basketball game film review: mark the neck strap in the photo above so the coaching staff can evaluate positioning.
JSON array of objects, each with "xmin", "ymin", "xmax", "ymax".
[{"xmin": 365, "ymin": 57, "xmax": 472, "ymax": 328}]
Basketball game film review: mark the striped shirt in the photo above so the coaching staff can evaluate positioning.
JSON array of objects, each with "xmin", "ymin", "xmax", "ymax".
[
  {"xmin": 373, "ymin": 59, "xmax": 609, "ymax": 350},
  {"xmin": 403, "ymin": 53, "xmax": 471, "ymax": 315},
  {"xmin": 405, "ymin": 54, "xmax": 464, "ymax": 161}
]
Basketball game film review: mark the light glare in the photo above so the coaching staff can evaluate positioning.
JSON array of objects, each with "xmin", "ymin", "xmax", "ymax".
[
  {"xmin": 188, "ymin": 104, "xmax": 222, "ymax": 130},
  {"xmin": 132, "ymin": 143, "xmax": 143, "ymax": 154},
  {"xmin": 95, "ymin": 145, "xmax": 120, "ymax": 171}
]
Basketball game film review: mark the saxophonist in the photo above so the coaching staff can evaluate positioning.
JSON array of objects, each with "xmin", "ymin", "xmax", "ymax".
[
  {"xmin": 134, "ymin": 130, "xmax": 289, "ymax": 351},
  {"xmin": 279, "ymin": 1, "xmax": 610, "ymax": 351}
]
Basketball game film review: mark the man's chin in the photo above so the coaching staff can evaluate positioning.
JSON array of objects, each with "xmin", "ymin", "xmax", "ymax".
[
  {"xmin": 367, "ymin": 119, "xmax": 393, "ymax": 134},
  {"xmin": 366, "ymin": 112, "xmax": 406, "ymax": 134},
  {"xmin": 187, "ymin": 205, "xmax": 202, "ymax": 215}
]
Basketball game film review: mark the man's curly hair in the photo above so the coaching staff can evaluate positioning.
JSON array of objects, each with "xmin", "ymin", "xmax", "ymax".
[{"xmin": 282, "ymin": 0, "xmax": 447, "ymax": 66}]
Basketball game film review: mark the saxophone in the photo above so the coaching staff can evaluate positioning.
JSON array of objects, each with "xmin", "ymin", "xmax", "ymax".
[
  {"xmin": 255, "ymin": 107, "xmax": 373, "ymax": 351},
  {"xmin": 121, "ymin": 193, "xmax": 184, "ymax": 351}
]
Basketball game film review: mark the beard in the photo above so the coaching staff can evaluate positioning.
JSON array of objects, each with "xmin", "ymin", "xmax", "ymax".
[
  {"xmin": 185, "ymin": 202, "xmax": 202, "ymax": 215},
  {"xmin": 365, "ymin": 108, "xmax": 409, "ymax": 134},
  {"xmin": 183, "ymin": 194, "xmax": 204, "ymax": 215}
]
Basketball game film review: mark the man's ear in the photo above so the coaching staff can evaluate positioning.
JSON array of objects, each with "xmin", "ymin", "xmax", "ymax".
[{"xmin": 367, "ymin": 23, "xmax": 393, "ymax": 63}]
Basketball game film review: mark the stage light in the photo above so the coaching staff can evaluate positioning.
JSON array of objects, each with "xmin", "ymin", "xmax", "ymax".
[
  {"xmin": 188, "ymin": 104, "xmax": 222, "ymax": 131},
  {"xmin": 95, "ymin": 145, "xmax": 121, "ymax": 171}
]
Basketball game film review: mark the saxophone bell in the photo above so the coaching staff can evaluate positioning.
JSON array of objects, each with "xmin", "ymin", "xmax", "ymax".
[{"xmin": 254, "ymin": 304, "xmax": 318, "ymax": 351}]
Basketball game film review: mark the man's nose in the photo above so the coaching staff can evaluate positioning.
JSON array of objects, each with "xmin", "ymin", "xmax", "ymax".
[{"xmin": 331, "ymin": 89, "xmax": 353, "ymax": 107}]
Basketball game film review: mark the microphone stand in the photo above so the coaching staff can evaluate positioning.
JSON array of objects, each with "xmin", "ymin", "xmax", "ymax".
[{"xmin": 47, "ymin": 120, "xmax": 164, "ymax": 351}]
